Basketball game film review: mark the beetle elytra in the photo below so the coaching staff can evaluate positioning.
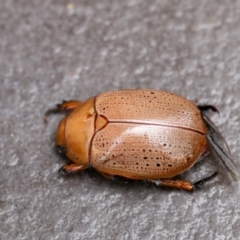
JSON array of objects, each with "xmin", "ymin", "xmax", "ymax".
[{"xmin": 45, "ymin": 89, "xmax": 239, "ymax": 191}]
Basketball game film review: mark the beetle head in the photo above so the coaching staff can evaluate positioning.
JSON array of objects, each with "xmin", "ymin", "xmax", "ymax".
[{"xmin": 56, "ymin": 117, "xmax": 67, "ymax": 155}]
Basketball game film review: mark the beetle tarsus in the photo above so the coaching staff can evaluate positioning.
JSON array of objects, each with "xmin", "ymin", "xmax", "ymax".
[
  {"xmin": 149, "ymin": 170, "xmax": 220, "ymax": 191},
  {"xmin": 58, "ymin": 166, "xmax": 68, "ymax": 175},
  {"xmin": 193, "ymin": 169, "xmax": 221, "ymax": 190},
  {"xmin": 198, "ymin": 104, "xmax": 220, "ymax": 115},
  {"xmin": 44, "ymin": 100, "xmax": 82, "ymax": 123},
  {"xmin": 44, "ymin": 108, "xmax": 62, "ymax": 123},
  {"xmin": 57, "ymin": 100, "xmax": 82, "ymax": 111},
  {"xmin": 149, "ymin": 179, "xmax": 194, "ymax": 191}
]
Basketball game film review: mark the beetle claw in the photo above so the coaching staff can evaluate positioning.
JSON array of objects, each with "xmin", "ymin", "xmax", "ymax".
[
  {"xmin": 149, "ymin": 179, "xmax": 194, "ymax": 191},
  {"xmin": 193, "ymin": 168, "xmax": 221, "ymax": 189},
  {"xmin": 58, "ymin": 166, "xmax": 68, "ymax": 175}
]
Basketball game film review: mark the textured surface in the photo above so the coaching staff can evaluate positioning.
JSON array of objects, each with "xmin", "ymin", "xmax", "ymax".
[
  {"xmin": 1, "ymin": 1, "xmax": 240, "ymax": 240},
  {"xmin": 95, "ymin": 89, "xmax": 207, "ymax": 132},
  {"xmin": 92, "ymin": 124, "xmax": 207, "ymax": 179}
]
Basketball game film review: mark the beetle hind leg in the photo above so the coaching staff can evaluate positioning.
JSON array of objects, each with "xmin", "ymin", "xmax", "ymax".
[
  {"xmin": 97, "ymin": 171, "xmax": 133, "ymax": 183},
  {"xmin": 193, "ymin": 169, "xmax": 221, "ymax": 189},
  {"xmin": 148, "ymin": 169, "xmax": 220, "ymax": 191},
  {"xmin": 149, "ymin": 178, "xmax": 196, "ymax": 191},
  {"xmin": 197, "ymin": 104, "xmax": 219, "ymax": 115}
]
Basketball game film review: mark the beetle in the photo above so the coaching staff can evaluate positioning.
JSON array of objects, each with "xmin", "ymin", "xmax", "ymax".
[{"xmin": 45, "ymin": 89, "xmax": 239, "ymax": 191}]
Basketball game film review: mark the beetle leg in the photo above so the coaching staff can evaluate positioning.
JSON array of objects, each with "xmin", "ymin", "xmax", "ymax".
[
  {"xmin": 148, "ymin": 169, "xmax": 220, "ymax": 191},
  {"xmin": 97, "ymin": 171, "xmax": 133, "ymax": 183},
  {"xmin": 111, "ymin": 176, "xmax": 135, "ymax": 183},
  {"xmin": 197, "ymin": 104, "xmax": 219, "ymax": 115},
  {"xmin": 149, "ymin": 179, "xmax": 195, "ymax": 191},
  {"xmin": 44, "ymin": 100, "xmax": 82, "ymax": 122},
  {"xmin": 193, "ymin": 168, "xmax": 221, "ymax": 189},
  {"xmin": 97, "ymin": 171, "xmax": 113, "ymax": 180},
  {"xmin": 58, "ymin": 163, "xmax": 88, "ymax": 174},
  {"xmin": 56, "ymin": 100, "xmax": 82, "ymax": 111}
]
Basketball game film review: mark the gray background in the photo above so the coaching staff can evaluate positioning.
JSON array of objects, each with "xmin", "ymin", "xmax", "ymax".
[{"xmin": 1, "ymin": 1, "xmax": 240, "ymax": 239}]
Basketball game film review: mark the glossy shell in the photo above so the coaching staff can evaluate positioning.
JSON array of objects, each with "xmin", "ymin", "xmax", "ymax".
[
  {"xmin": 91, "ymin": 90, "xmax": 207, "ymax": 179},
  {"xmin": 52, "ymin": 88, "xmax": 240, "ymax": 189}
]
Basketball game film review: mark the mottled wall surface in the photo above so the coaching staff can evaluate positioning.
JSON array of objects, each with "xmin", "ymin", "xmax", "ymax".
[{"xmin": 1, "ymin": 1, "xmax": 240, "ymax": 239}]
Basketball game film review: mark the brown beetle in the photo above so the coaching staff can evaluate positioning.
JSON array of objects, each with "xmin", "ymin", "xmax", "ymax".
[{"xmin": 45, "ymin": 89, "xmax": 239, "ymax": 191}]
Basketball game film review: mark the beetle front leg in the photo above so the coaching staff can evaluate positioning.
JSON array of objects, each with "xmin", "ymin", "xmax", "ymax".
[
  {"xmin": 58, "ymin": 163, "xmax": 88, "ymax": 174},
  {"xmin": 44, "ymin": 100, "xmax": 82, "ymax": 122},
  {"xmin": 56, "ymin": 100, "xmax": 83, "ymax": 111},
  {"xmin": 149, "ymin": 169, "xmax": 220, "ymax": 191}
]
